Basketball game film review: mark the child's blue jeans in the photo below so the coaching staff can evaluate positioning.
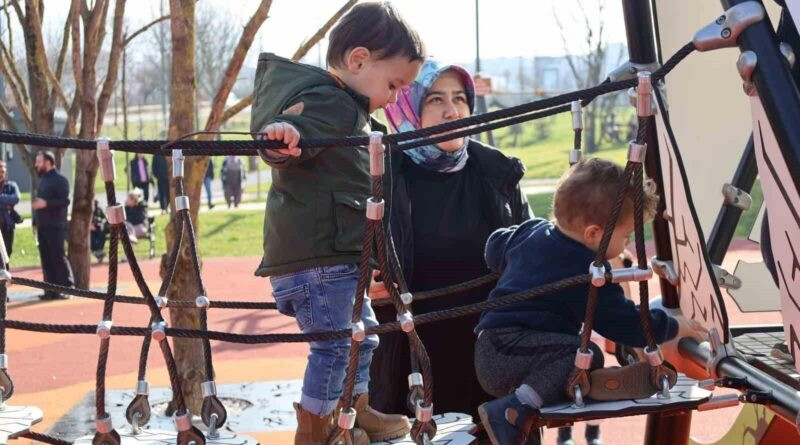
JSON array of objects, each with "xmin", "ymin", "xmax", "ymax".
[{"xmin": 270, "ymin": 263, "xmax": 379, "ymax": 416}]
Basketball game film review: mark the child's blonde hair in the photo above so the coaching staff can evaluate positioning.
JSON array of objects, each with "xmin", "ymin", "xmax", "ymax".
[
  {"xmin": 127, "ymin": 188, "xmax": 143, "ymax": 204},
  {"xmin": 552, "ymin": 158, "xmax": 659, "ymax": 232}
]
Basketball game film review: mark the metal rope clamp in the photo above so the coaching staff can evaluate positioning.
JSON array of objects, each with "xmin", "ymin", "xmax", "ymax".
[
  {"xmin": 628, "ymin": 142, "xmax": 647, "ymax": 164},
  {"xmin": 155, "ymin": 295, "xmax": 168, "ymax": 309},
  {"xmin": 94, "ymin": 414, "xmax": 121, "ymax": 445},
  {"xmin": 195, "ymin": 295, "xmax": 210, "ymax": 309},
  {"xmin": 0, "ymin": 268, "xmax": 11, "ymax": 283},
  {"xmin": 96, "ymin": 138, "xmax": 115, "ymax": 183},
  {"xmin": 175, "ymin": 195, "xmax": 190, "ymax": 212},
  {"xmin": 398, "ymin": 311, "xmax": 415, "ymax": 333},
  {"xmin": 369, "ymin": 131, "xmax": 385, "ymax": 177},
  {"xmin": 644, "ymin": 346, "xmax": 665, "ymax": 367},
  {"xmin": 610, "ymin": 266, "xmax": 653, "ymax": 283},
  {"xmin": 400, "ymin": 292, "xmax": 413, "ymax": 305},
  {"xmin": 201, "ymin": 380, "xmax": 227, "ymax": 437},
  {"xmin": 338, "ymin": 407, "xmax": 357, "ymax": 430},
  {"xmin": 366, "ymin": 198, "xmax": 385, "ymax": 221},
  {"xmin": 574, "ymin": 348, "xmax": 594, "ymax": 370},
  {"xmin": 737, "ymin": 51, "xmax": 758, "ymax": 97},
  {"xmin": 176, "ymin": 413, "xmax": 207, "ymax": 445},
  {"xmin": 96, "ymin": 414, "xmax": 114, "ymax": 434},
  {"xmin": 571, "ymin": 101, "xmax": 583, "ymax": 131},
  {"xmin": 408, "ymin": 372, "xmax": 424, "ymax": 389},
  {"xmin": 96, "ymin": 320, "xmax": 114, "ymax": 339},
  {"xmin": 172, "ymin": 149, "xmax": 185, "ymax": 179},
  {"xmin": 415, "ymin": 400, "xmax": 433, "ymax": 423},
  {"xmin": 407, "ymin": 372, "xmax": 425, "ymax": 410},
  {"xmin": 151, "ymin": 321, "xmax": 167, "ymax": 342},
  {"xmin": 693, "ymin": 2, "xmax": 765, "ymax": 52},
  {"xmin": 636, "ymin": 71, "xmax": 655, "ymax": 118},
  {"xmin": 107, "ymin": 205, "xmax": 126, "ymax": 226},
  {"xmin": 351, "ymin": 320, "xmax": 366, "ymax": 342},
  {"xmin": 569, "ymin": 150, "xmax": 582, "ymax": 166},
  {"xmin": 589, "ymin": 263, "xmax": 606, "ymax": 287}
]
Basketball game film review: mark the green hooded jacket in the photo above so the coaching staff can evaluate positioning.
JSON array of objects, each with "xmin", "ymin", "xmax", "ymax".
[{"xmin": 250, "ymin": 53, "xmax": 383, "ymax": 276}]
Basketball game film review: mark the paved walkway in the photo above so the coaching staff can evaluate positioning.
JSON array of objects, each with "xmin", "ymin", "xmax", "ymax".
[{"xmin": 2, "ymin": 240, "xmax": 789, "ymax": 444}]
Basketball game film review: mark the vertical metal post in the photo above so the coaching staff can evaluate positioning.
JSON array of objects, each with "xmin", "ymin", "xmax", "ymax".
[
  {"xmin": 621, "ymin": 0, "xmax": 679, "ymax": 308},
  {"xmin": 621, "ymin": 1, "xmax": 688, "ymax": 443}
]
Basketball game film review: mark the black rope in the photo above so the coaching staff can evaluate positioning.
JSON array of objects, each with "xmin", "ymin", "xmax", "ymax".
[
  {"xmin": 11, "ymin": 277, "xmax": 278, "ymax": 309},
  {"xmin": 20, "ymin": 431, "xmax": 73, "ymax": 445},
  {"xmin": 0, "ymin": 42, "xmax": 694, "ymax": 155}
]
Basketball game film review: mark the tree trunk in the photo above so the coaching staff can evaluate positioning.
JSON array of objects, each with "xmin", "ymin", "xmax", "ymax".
[
  {"xmin": 165, "ymin": 0, "xmax": 205, "ymax": 415},
  {"xmin": 68, "ymin": 0, "xmax": 125, "ymax": 290}
]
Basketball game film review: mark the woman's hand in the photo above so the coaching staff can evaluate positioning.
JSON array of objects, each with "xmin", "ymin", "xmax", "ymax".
[{"xmin": 369, "ymin": 270, "xmax": 391, "ymax": 300}]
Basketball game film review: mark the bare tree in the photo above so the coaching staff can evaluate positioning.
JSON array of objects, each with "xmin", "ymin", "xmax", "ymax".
[
  {"xmin": 195, "ymin": 3, "xmax": 239, "ymax": 103},
  {"xmin": 554, "ymin": 0, "xmax": 624, "ymax": 153},
  {"xmin": 163, "ymin": 0, "xmax": 359, "ymax": 414},
  {"xmin": 0, "ymin": 0, "xmax": 75, "ymax": 196}
]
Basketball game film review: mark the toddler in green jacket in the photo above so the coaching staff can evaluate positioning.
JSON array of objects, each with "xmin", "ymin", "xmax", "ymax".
[{"xmin": 251, "ymin": 3, "xmax": 425, "ymax": 444}]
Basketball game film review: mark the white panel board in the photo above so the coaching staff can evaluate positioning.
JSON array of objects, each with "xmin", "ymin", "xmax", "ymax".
[
  {"xmin": 653, "ymin": 0, "xmax": 781, "ymax": 233},
  {"xmin": 750, "ymin": 95, "xmax": 800, "ymax": 372},
  {"xmin": 654, "ymin": 91, "xmax": 729, "ymax": 342}
]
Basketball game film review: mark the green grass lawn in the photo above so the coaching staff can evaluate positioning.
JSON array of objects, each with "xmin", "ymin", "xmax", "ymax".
[
  {"xmin": 11, "ymin": 184, "xmax": 761, "ymax": 270},
  {"xmin": 10, "ymin": 209, "xmax": 266, "ymax": 269}
]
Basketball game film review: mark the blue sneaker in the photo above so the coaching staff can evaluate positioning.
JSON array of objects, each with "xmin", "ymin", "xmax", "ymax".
[{"xmin": 478, "ymin": 393, "xmax": 537, "ymax": 445}]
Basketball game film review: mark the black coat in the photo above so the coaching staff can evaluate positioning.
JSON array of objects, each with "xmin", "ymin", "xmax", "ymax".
[
  {"xmin": 369, "ymin": 139, "xmax": 531, "ymax": 417},
  {"xmin": 151, "ymin": 155, "xmax": 168, "ymax": 182},
  {"xmin": 129, "ymin": 157, "xmax": 150, "ymax": 184}
]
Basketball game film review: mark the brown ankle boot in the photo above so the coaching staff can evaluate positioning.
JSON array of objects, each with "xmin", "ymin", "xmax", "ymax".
[
  {"xmin": 293, "ymin": 402, "xmax": 369, "ymax": 445},
  {"xmin": 353, "ymin": 393, "xmax": 411, "ymax": 441}
]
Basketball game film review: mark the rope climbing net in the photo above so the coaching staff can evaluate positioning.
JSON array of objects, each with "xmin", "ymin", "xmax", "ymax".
[{"xmin": 0, "ymin": 11, "xmax": 758, "ymax": 441}]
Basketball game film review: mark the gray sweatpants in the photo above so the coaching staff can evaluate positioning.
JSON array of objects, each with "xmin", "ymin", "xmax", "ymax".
[{"xmin": 475, "ymin": 326, "xmax": 604, "ymax": 405}]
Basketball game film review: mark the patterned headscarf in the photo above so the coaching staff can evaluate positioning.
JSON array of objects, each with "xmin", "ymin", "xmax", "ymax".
[{"xmin": 384, "ymin": 60, "xmax": 476, "ymax": 172}]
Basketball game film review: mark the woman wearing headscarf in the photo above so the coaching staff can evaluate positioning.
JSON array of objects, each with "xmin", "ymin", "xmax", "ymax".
[{"xmin": 369, "ymin": 60, "xmax": 532, "ymax": 420}]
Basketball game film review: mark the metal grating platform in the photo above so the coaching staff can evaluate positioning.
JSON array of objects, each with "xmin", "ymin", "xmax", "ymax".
[{"xmin": 734, "ymin": 331, "xmax": 800, "ymax": 389}]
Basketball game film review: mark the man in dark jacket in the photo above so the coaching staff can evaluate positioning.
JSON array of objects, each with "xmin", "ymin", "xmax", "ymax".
[
  {"xmin": 32, "ymin": 151, "xmax": 73, "ymax": 300},
  {"xmin": 151, "ymin": 154, "xmax": 169, "ymax": 213},
  {"xmin": 129, "ymin": 153, "xmax": 151, "ymax": 203},
  {"xmin": 0, "ymin": 160, "xmax": 20, "ymax": 263}
]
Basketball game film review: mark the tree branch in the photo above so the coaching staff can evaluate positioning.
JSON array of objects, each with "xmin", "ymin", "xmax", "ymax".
[
  {"xmin": 96, "ymin": 0, "xmax": 126, "ymax": 133},
  {"xmin": 50, "ymin": 5, "xmax": 74, "ymax": 106},
  {"xmin": 70, "ymin": 0, "xmax": 84, "ymax": 99},
  {"xmin": 202, "ymin": 0, "xmax": 272, "ymax": 134},
  {"xmin": 124, "ymin": 14, "xmax": 170, "ymax": 47},
  {"xmin": 219, "ymin": 94, "xmax": 251, "ymax": 126},
  {"xmin": 0, "ymin": 39, "xmax": 29, "ymax": 105},
  {"xmin": 218, "ymin": 0, "xmax": 357, "ymax": 127},
  {"xmin": 0, "ymin": 55, "xmax": 32, "ymax": 130},
  {"xmin": 291, "ymin": 0, "xmax": 357, "ymax": 60}
]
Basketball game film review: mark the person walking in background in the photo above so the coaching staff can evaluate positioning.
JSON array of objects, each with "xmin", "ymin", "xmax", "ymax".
[
  {"xmin": 221, "ymin": 155, "xmax": 245, "ymax": 208},
  {"xmin": 129, "ymin": 153, "xmax": 151, "ymax": 203},
  {"xmin": 204, "ymin": 158, "xmax": 215, "ymax": 209},
  {"xmin": 0, "ymin": 160, "xmax": 21, "ymax": 263},
  {"xmin": 90, "ymin": 199, "xmax": 109, "ymax": 263},
  {"xmin": 124, "ymin": 189, "xmax": 149, "ymax": 243},
  {"xmin": 32, "ymin": 151, "xmax": 73, "ymax": 300},
  {"xmin": 151, "ymin": 154, "xmax": 169, "ymax": 214}
]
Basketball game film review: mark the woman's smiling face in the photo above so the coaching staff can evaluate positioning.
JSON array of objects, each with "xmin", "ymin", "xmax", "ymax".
[{"xmin": 419, "ymin": 70, "xmax": 472, "ymax": 152}]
